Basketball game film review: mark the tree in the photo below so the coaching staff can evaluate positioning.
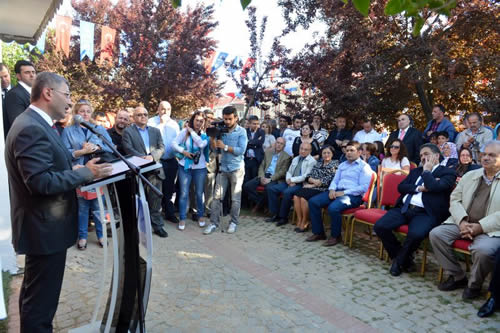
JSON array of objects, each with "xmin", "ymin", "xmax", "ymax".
[{"xmin": 280, "ymin": 0, "xmax": 499, "ymax": 129}]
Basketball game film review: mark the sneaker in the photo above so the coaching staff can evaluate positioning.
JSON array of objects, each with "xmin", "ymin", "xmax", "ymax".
[
  {"xmin": 178, "ymin": 221, "xmax": 186, "ymax": 231},
  {"xmin": 203, "ymin": 223, "xmax": 217, "ymax": 235},
  {"xmin": 227, "ymin": 222, "xmax": 237, "ymax": 234},
  {"xmin": 198, "ymin": 220, "xmax": 206, "ymax": 228}
]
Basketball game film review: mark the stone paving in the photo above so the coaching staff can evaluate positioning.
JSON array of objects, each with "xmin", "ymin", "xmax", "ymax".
[{"xmin": 8, "ymin": 212, "xmax": 500, "ymax": 332}]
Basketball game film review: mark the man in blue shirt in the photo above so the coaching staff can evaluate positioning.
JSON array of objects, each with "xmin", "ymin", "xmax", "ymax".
[
  {"xmin": 423, "ymin": 104, "xmax": 456, "ymax": 142},
  {"xmin": 306, "ymin": 141, "xmax": 373, "ymax": 246},
  {"xmin": 204, "ymin": 106, "xmax": 248, "ymax": 235}
]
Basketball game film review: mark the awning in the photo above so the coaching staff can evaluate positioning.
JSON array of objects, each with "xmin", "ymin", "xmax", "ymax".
[{"xmin": 0, "ymin": 0, "xmax": 64, "ymax": 44}]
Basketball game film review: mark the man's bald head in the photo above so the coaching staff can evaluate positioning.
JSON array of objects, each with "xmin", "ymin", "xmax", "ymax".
[
  {"xmin": 157, "ymin": 101, "xmax": 172, "ymax": 118},
  {"xmin": 299, "ymin": 142, "xmax": 312, "ymax": 157}
]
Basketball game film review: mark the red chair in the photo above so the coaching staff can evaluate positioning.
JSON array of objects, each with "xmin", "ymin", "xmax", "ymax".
[
  {"xmin": 393, "ymin": 224, "xmax": 431, "ymax": 276},
  {"xmin": 410, "ymin": 162, "xmax": 418, "ymax": 170},
  {"xmin": 340, "ymin": 171, "xmax": 377, "ymax": 245},
  {"xmin": 349, "ymin": 171, "xmax": 407, "ymax": 257},
  {"xmin": 438, "ymin": 239, "xmax": 472, "ymax": 282},
  {"xmin": 256, "ymin": 185, "xmax": 265, "ymax": 192}
]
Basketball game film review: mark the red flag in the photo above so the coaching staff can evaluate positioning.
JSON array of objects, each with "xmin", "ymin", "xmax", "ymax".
[
  {"xmin": 270, "ymin": 62, "xmax": 278, "ymax": 82},
  {"xmin": 55, "ymin": 15, "xmax": 72, "ymax": 57},
  {"xmin": 226, "ymin": 92, "xmax": 236, "ymax": 99},
  {"xmin": 203, "ymin": 51, "xmax": 216, "ymax": 74},
  {"xmin": 100, "ymin": 26, "xmax": 116, "ymax": 65},
  {"xmin": 240, "ymin": 58, "xmax": 255, "ymax": 79}
]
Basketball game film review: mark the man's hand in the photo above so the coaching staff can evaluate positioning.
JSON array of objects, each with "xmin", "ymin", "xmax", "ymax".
[
  {"xmin": 426, "ymin": 130, "xmax": 433, "ymax": 137},
  {"xmin": 417, "ymin": 185, "xmax": 428, "ymax": 192},
  {"xmin": 142, "ymin": 155, "xmax": 154, "ymax": 161},
  {"xmin": 329, "ymin": 189, "xmax": 336, "ymax": 200},
  {"xmin": 335, "ymin": 139, "xmax": 342, "ymax": 146},
  {"xmin": 462, "ymin": 141, "xmax": 471, "ymax": 148},
  {"xmin": 260, "ymin": 178, "xmax": 271, "ymax": 185},
  {"xmin": 85, "ymin": 158, "xmax": 113, "ymax": 179},
  {"xmin": 303, "ymin": 183, "xmax": 314, "ymax": 188},
  {"xmin": 423, "ymin": 155, "xmax": 436, "ymax": 171},
  {"xmin": 72, "ymin": 164, "xmax": 84, "ymax": 171},
  {"xmin": 215, "ymin": 140, "xmax": 226, "ymax": 149},
  {"xmin": 286, "ymin": 179, "xmax": 291, "ymax": 185},
  {"xmin": 459, "ymin": 219, "xmax": 469, "ymax": 234},
  {"xmin": 289, "ymin": 182, "xmax": 296, "ymax": 187},
  {"xmin": 467, "ymin": 136, "xmax": 475, "ymax": 143},
  {"xmin": 335, "ymin": 191, "xmax": 344, "ymax": 197}
]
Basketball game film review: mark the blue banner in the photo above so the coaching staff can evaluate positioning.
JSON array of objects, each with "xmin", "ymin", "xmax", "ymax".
[
  {"xmin": 80, "ymin": 20, "xmax": 95, "ymax": 61},
  {"xmin": 227, "ymin": 56, "xmax": 242, "ymax": 73},
  {"xmin": 211, "ymin": 52, "xmax": 228, "ymax": 73}
]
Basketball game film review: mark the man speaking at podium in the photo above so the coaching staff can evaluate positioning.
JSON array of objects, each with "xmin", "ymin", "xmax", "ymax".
[{"xmin": 5, "ymin": 72, "xmax": 113, "ymax": 332}]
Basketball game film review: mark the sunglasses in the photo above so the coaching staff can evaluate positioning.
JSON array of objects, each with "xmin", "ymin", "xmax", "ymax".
[{"xmin": 390, "ymin": 145, "xmax": 401, "ymax": 149}]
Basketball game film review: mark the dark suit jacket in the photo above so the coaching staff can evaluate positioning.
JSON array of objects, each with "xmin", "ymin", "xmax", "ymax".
[
  {"xmin": 245, "ymin": 128, "xmax": 265, "ymax": 164},
  {"xmin": 388, "ymin": 127, "xmax": 423, "ymax": 164},
  {"xmin": 257, "ymin": 149, "xmax": 292, "ymax": 182},
  {"xmin": 325, "ymin": 128, "xmax": 352, "ymax": 158},
  {"xmin": 122, "ymin": 124, "xmax": 165, "ymax": 179},
  {"xmin": 5, "ymin": 109, "xmax": 94, "ymax": 255},
  {"xmin": 396, "ymin": 165, "xmax": 456, "ymax": 223},
  {"xmin": 4, "ymin": 84, "xmax": 30, "ymax": 136}
]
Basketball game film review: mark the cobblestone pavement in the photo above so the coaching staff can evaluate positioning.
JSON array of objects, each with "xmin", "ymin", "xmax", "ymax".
[{"xmin": 8, "ymin": 212, "xmax": 500, "ymax": 332}]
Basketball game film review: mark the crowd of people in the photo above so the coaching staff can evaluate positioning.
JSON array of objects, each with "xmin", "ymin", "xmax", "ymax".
[{"xmin": 2, "ymin": 61, "xmax": 500, "ymax": 321}]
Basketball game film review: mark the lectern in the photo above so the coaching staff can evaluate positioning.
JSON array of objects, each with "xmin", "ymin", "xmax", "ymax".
[{"xmin": 69, "ymin": 156, "xmax": 161, "ymax": 333}]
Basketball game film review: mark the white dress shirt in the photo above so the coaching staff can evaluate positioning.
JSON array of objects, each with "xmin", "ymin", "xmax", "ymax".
[
  {"xmin": 353, "ymin": 129, "xmax": 382, "ymax": 143},
  {"xmin": 19, "ymin": 81, "xmax": 32, "ymax": 94},
  {"xmin": 29, "ymin": 104, "xmax": 53, "ymax": 126},
  {"xmin": 403, "ymin": 164, "xmax": 439, "ymax": 208}
]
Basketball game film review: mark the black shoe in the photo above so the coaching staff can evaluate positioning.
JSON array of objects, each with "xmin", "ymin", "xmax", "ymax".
[
  {"xmin": 165, "ymin": 215, "xmax": 179, "ymax": 224},
  {"xmin": 438, "ymin": 276, "xmax": 468, "ymax": 291},
  {"xmin": 265, "ymin": 215, "xmax": 279, "ymax": 223},
  {"xmin": 390, "ymin": 261, "xmax": 403, "ymax": 277},
  {"xmin": 477, "ymin": 297, "xmax": 498, "ymax": 318},
  {"xmin": 276, "ymin": 219, "xmax": 288, "ymax": 226},
  {"xmin": 153, "ymin": 228, "xmax": 168, "ymax": 238},
  {"xmin": 462, "ymin": 287, "xmax": 481, "ymax": 301},
  {"xmin": 192, "ymin": 213, "xmax": 199, "ymax": 222},
  {"xmin": 402, "ymin": 260, "xmax": 417, "ymax": 273}
]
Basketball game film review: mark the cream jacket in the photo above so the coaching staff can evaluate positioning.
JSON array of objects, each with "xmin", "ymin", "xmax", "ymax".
[
  {"xmin": 286, "ymin": 155, "xmax": 316, "ymax": 184},
  {"xmin": 444, "ymin": 168, "xmax": 500, "ymax": 237}
]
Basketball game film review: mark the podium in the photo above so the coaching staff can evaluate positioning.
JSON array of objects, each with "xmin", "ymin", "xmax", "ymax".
[{"xmin": 69, "ymin": 156, "xmax": 162, "ymax": 333}]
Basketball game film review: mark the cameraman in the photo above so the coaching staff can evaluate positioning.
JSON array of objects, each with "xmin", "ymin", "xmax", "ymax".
[
  {"xmin": 203, "ymin": 106, "xmax": 248, "ymax": 235},
  {"xmin": 172, "ymin": 111, "xmax": 209, "ymax": 231}
]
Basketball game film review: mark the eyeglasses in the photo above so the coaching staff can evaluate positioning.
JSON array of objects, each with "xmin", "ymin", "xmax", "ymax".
[
  {"xmin": 51, "ymin": 88, "xmax": 71, "ymax": 99},
  {"xmin": 390, "ymin": 145, "xmax": 401, "ymax": 149},
  {"xmin": 136, "ymin": 113, "xmax": 148, "ymax": 117}
]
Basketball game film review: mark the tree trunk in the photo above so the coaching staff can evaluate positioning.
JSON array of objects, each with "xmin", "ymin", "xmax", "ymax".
[{"xmin": 415, "ymin": 81, "xmax": 432, "ymax": 121}]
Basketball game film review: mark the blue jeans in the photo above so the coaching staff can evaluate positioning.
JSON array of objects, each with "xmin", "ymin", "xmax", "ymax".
[
  {"xmin": 78, "ymin": 196, "xmax": 103, "ymax": 240},
  {"xmin": 178, "ymin": 166, "xmax": 207, "ymax": 221},
  {"xmin": 309, "ymin": 192, "xmax": 362, "ymax": 238},
  {"xmin": 266, "ymin": 182, "xmax": 302, "ymax": 219}
]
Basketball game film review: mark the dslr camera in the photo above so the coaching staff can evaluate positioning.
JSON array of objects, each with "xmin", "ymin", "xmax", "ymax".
[
  {"xmin": 206, "ymin": 120, "xmax": 229, "ymax": 139},
  {"xmin": 192, "ymin": 150, "xmax": 201, "ymax": 165}
]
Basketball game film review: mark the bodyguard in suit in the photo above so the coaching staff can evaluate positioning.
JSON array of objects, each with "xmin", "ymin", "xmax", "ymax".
[
  {"xmin": 388, "ymin": 114, "xmax": 422, "ymax": 164},
  {"xmin": 244, "ymin": 115, "xmax": 266, "ymax": 183},
  {"xmin": 242, "ymin": 137, "xmax": 292, "ymax": 210},
  {"xmin": 1, "ymin": 63, "xmax": 11, "ymax": 135},
  {"xmin": 122, "ymin": 106, "xmax": 167, "ymax": 237},
  {"xmin": 5, "ymin": 72, "xmax": 112, "ymax": 332},
  {"xmin": 4, "ymin": 60, "xmax": 36, "ymax": 136},
  {"xmin": 374, "ymin": 143, "xmax": 456, "ymax": 276}
]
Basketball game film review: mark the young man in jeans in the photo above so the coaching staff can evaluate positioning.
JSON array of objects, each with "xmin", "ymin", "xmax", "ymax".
[{"xmin": 204, "ymin": 106, "xmax": 248, "ymax": 234}]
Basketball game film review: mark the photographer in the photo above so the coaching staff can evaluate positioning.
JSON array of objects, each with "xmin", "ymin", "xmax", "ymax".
[
  {"xmin": 203, "ymin": 106, "xmax": 248, "ymax": 235},
  {"xmin": 172, "ymin": 111, "xmax": 209, "ymax": 230}
]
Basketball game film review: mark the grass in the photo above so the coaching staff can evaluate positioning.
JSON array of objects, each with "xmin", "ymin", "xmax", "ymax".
[{"xmin": 0, "ymin": 271, "xmax": 13, "ymax": 333}]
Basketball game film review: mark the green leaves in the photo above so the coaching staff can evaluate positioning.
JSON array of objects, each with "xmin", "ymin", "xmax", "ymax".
[
  {"xmin": 241, "ymin": 0, "xmax": 252, "ymax": 10},
  {"xmin": 385, "ymin": 0, "xmax": 404, "ymax": 15},
  {"xmin": 171, "ymin": 0, "xmax": 181, "ymax": 8},
  {"xmin": 353, "ymin": 0, "xmax": 371, "ymax": 16},
  {"xmin": 412, "ymin": 15, "xmax": 425, "ymax": 37}
]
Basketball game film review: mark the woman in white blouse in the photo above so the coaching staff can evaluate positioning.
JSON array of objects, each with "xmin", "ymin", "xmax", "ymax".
[
  {"xmin": 261, "ymin": 120, "xmax": 276, "ymax": 151},
  {"xmin": 172, "ymin": 111, "xmax": 210, "ymax": 230},
  {"xmin": 381, "ymin": 138, "xmax": 410, "ymax": 172}
]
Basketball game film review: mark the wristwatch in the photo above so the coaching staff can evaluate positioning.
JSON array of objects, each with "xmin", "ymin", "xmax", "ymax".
[{"xmin": 224, "ymin": 145, "xmax": 229, "ymax": 152}]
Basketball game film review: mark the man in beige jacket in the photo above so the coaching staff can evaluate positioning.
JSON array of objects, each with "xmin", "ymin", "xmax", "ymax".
[{"xmin": 430, "ymin": 140, "xmax": 500, "ymax": 301}]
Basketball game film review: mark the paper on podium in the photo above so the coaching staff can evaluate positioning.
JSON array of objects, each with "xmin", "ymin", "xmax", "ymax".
[{"xmin": 110, "ymin": 156, "xmax": 154, "ymax": 176}]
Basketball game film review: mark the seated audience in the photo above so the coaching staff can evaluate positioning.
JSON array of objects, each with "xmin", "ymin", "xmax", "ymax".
[
  {"xmin": 455, "ymin": 146, "xmax": 481, "ymax": 180},
  {"xmin": 361, "ymin": 142, "xmax": 380, "ymax": 172},
  {"xmin": 423, "ymin": 104, "xmax": 456, "ymax": 142},
  {"xmin": 455, "ymin": 112, "xmax": 493, "ymax": 162},
  {"xmin": 292, "ymin": 123, "xmax": 321, "ymax": 159},
  {"xmin": 338, "ymin": 140, "xmax": 349, "ymax": 163},
  {"xmin": 430, "ymin": 140, "xmax": 500, "ymax": 300},
  {"xmin": 353, "ymin": 119, "xmax": 382, "ymax": 143},
  {"xmin": 306, "ymin": 141, "xmax": 373, "ymax": 246},
  {"xmin": 374, "ymin": 141, "xmax": 385, "ymax": 161},
  {"xmin": 172, "ymin": 111, "xmax": 209, "ymax": 230},
  {"xmin": 311, "ymin": 114, "xmax": 328, "ymax": 145},
  {"xmin": 261, "ymin": 120, "xmax": 276, "ymax": 151},
  {"xmin": 381, "ymin": 138, "xmax": 410, "ymax": 172},
  {"xmin": 293, "ymin": 146, "xmax": 339, "ymax": 233},
  {"xmin": 440, "ymin": 142, "xmax": 459, "ymax": 168},
  {"xmin": 374, "ymin": 143, "xmax": 456, "ymax": 276},
  {"xmin": 242, "ymin": 137, "xmax": 292, "ymax": 211},
  {"xmin": 283, "ymin": 115, "xmax": 302, "ymax": 156},
  {"xmin": 266, "ymin": 143, "xmax": 316, "ymax": 226},
  {"xmin": 278, "ymin": 115, "xmax": 291, "ymax": 138},
  {"xmin": 429, "ymin": 132, "xmax": 439, "ymax": 146},
  {"xmin": 270, "ymin": 119, "xmax": 280, "ymax": 139},
  {"xmin": 477, "ymin": 248, "xmax": 500, "ymax": 318},
  {"xmin": 325, "ymin": 115, "xmax": 352, "ymax": 159}
]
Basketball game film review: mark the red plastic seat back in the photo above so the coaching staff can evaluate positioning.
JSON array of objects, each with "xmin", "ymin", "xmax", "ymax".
[
  {"xmin": 410, "ymin": 162, "xmax": 418, "ymax": 170},
  {"xmin": 380, "ymin": 173, "xmax": 407, "ymax": 207},
  {"xmin": 361, "ymin": 172, "xmax": 377, "ymax": 207}
]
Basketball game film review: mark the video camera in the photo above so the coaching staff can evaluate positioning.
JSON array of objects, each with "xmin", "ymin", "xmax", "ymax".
[{"xmin": 206, "ymin": 120, "xmax": 229, "ymax": 139}]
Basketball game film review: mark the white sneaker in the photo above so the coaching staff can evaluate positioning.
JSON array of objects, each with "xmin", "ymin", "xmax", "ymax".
[
  {"xmin": 198, "ymin": 220, "xmax": 206, "ymax": 228},
  {"xmin": 178, "ymin": 221, "xmax": 186, "ymax": 231},
  {"xmin": 227, "ymin": 222, "xmax": 237, "ymax": 234},
  {"xmin": 203, "ymin": 223, "xmax": 217, "ymax": 235}
]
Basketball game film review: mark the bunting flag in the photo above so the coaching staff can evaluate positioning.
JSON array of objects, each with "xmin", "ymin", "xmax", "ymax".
[
  {"xmin": 211, "ymin": 52, "xmax": 228, "ymax": 73},
  {"xmin": 203, "ymin": 51, "xmax": 216, "ymax": 74},
  {"xmin": 55, "ymin": 15, "xmax": 72, "ymax": 57},
  {"xmin": 270, "ymin": 61, "xmax": 278, "ymax": 82},
  {"xmin": 227, "ymin": 56, "xmax": 242, "ymax": 73},
  {"xmin": 80, "ymin": 20, "xmax": 95, "ymax": 61},
  {"xmin": 226, "ymin": 92, "xmax": 236, "ymax": 99},
  {"xmin": 35, "ymin": 30, "xmax": 46, "ymax": 54},
  {"xmin": 240, "ymin": 57, "xmax": 255, "ymax": 79},
  {"xmin": 100, "ymin": 25, "xmax": 116, "ymax": 65}
]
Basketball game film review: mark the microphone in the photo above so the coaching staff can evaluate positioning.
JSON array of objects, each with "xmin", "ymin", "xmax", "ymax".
[{"xmin": 73, "ymin": 115, "xmax": 98, "ymax": 135}]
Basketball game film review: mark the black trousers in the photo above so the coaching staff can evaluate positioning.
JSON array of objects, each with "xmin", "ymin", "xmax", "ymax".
[
  {"xmin": 374, "ymin": 206, "xmax": 438, "ymax": 267},
  {"xmin": 20, "ymin": 250, "xmax": 67, "ymax": 333},
  {"xmin": 490, "ymin": 247, "xmax": 500, "ymax": 298},
  {"xmin": 161, "ymin": 158, "xmax": 178, "ymax": 218}
]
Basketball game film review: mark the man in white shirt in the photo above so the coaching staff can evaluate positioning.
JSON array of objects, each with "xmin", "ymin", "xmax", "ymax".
[
  {"xmin": 148, "ymin": 101, "xmax": 181, "ymax": 223},
  {"xmin": 283, "ymin": 114, "xmax": 303, "ymax": 156},
  {"xmin": 353, "ymin": 119, "xmax": 382, "ymax": 143}
]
